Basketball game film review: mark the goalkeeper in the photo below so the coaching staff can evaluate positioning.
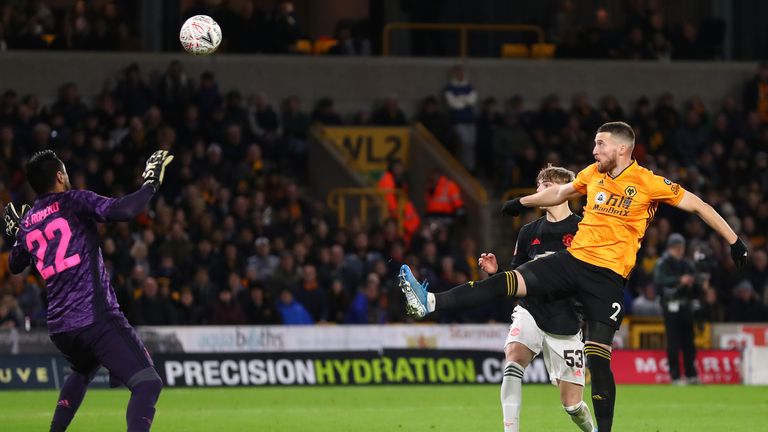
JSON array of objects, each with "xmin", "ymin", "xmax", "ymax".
[{"xmin": 4, "ymin": 149, "xmax": 173, "ymax": 432}]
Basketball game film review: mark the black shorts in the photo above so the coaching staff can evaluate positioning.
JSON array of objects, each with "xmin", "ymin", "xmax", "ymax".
[
  {"xmin": 517, "ymin": 250, "xmax": 627, "ymax": 331},
  {"xmin": 50, "ymin": 314, "xmax": 154, "ymax": 387}
]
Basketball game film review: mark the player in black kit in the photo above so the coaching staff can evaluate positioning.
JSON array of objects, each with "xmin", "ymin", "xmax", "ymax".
[
  {"xmin": 480, "ymin": 166, "xmax": 595, "ymax": 432},
  {"xmin": 406, "ymin": 166, "xmax": 594, "ymax": 432}
]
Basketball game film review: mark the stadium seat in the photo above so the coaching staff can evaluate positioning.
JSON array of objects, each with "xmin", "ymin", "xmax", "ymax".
[
  {"xmin": 314, "ymin": 39, "xmax": 338, "ymax": 55},
  {"xmin": 501, "ymin": 43, "xmax": 529, "ymax": 59},
  {"xmin": 530, "ymin": 43, "xmax": 556, "ymax": 59},
  {"xmin": 293, "ymin": 39, "xmax": 313, "ymax": 54}
]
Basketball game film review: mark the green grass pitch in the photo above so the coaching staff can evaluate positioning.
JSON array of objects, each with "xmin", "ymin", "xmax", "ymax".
[{"xmin": 2, "ymin": 385, "xmax": 766, "ymax": 431}]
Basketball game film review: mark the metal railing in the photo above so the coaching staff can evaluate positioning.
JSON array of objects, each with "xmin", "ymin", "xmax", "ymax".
[
  {"xmin": 382, "ymin": 22, "xmax": 545, "ymax": 57},
  {"xmin": 627, "ymin": 316, "xmax": 712, "ymax": 349},
  {"xmin": 327, "ymin": 188, "xmax": 406, "ymax": 234}
]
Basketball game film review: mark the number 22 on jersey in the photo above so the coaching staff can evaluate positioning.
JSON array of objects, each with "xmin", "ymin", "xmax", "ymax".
[{"xmin": 25, "ymin": 217, "xmax": 81, "ymax": 280}]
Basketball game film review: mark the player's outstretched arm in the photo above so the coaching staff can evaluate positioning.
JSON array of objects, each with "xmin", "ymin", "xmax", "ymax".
[
  {"xmin": 502, "ymin": 182, "xmax": 582, "ymax": 216},
  {"xmin": 675, "ymin": 191, "xmax": 748, "ymax": 267},
  {"xmin": 106, "ymin": 150, "xmax": 174, "ymax": 222}
]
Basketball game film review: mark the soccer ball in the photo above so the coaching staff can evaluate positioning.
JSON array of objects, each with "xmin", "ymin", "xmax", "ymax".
[{"xmin": 179, "ymin": 15, "xmax": 222, "ymax": 55}]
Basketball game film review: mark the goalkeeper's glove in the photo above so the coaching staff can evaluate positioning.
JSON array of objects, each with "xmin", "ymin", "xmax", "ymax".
[
  {"xmin": 4, "ymin": 202, "xmax": 31, "ymax": 239},
  {"xmin": 142, "ymin": 150, "xmax": 174, "ymax": 192},
  {"xmin": 730, "ymin": 237, "xmax": 748, "ymax": 269},
  {"xmin": 501, "ymin": 198, "xmax": 525, "ymax": 217}
]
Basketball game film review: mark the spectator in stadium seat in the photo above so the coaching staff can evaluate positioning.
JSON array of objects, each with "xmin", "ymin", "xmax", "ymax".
[
  {"xmin": 229, "ymin": 0, "xmax": 267, "ymax": 53},
  {"xmin": 417, "ymin": 96, "xmax": 454, "ymax": 152},
  {"xmin": 194, "ymin": 71, "xmax": 222, "ymax": 118},
  {"xmin": 674, "ymin": 110, "xmax": 708, "ymax": 167},
  {"xmin": 371, "ymin": 96, "xmax": 407, "ymax": 126},
  {"xmin": 267, "ymin": 251, "xmax": 300, "ymax": 298},
  {"xmin": 177, "ymin": 104, "xmax": 203, "ymax": 144},
  {"xmin": 699, "ymin": 286, "xmax": 724, "ymax": 322},
  {"xmin": 115, "ymin": 64, "xmax": 154, "ymax": 118},
  {"xmin": 672, "ymin": 22, "xmax": 709, "ymax": 60},
  {"xmin": 475, "ymin": 97, "xmax": 501, "ymax": 176},
  {"xmin": 549, "ymin": 0, "xmax": 578, "ymax": 49},
  {"xmin": 312, "ymin": 97, "xmax": 343, "ymax": 125},
  {"xmin": 221, "ymin": 123, "xmax": 247, "ymax": 160},
  {"xmin": 444, "ymin": 65, "xmax": 478, "ymax": 172},
  {"xmin": 276, "ymin": 289, "xmax": 314, "ymax": 324},
  {"xmin": 329, "ymin": 22, "xmax": 371, "ymax": 56},
  {"xmin": 244, "ymin": 285, "xmax": 279, "ymax": 324},
  {"xmin": 248, "ymin": 93, "xmax": 280, "ymax": 142},
  {"xmin": 158, "ymin": 222, "xmax": 194, "ymax": 270},
  {"xmin": 725, "ymin": 280, "xmax": 767, "ymax": 322},
  {"xmin": 346, "ymin": 273, "xmax": 387, "ymax": 324},
  {"xmin": 295, "ymin": 264, "xmax": 327, "ymax": 322},
  {"xmin": 535, "ymin": 94, "xmax": 568, "ymax": 138},
  {"xmin": 619, "ymin": 26, "xmax": 655, "ymax": 60},
  {"xmin": 493, "ymin": 113, "xmax": 532, "ymax": 189},
  {"xmin": 282, "ymin": 95, "xmax": 311, "ymax": 141},
  {"xmin": 265, "ymin": 1, "xmax": 301, "ymax": 54},
  {"xmin": 600, "ymin": 95, "xmax": 626, "ymax": 122},
  {"xmin": 210, "ymin": 288, "xmax": 247, "ymax": 325},
  {"xmin": 248, "ymin": 236, "xmax": 280, "ymax": 279},
  {"xmin": 191, "ymin": 267, "xmax": 218, "ymax": 305},
  {"xmin": 175, "ymin": 287, "xmax": 206, "ymax": 325},
  {"xmin": 631, "ymin": 283, "xmax": 663, "ymax": 316},
  {"xmin": 63, "ymin": 0, "xmax": 91, "ymax": 50},
  {"xmin": 156, "ymin": 60, "xmax": 195, "ymax": 127},
  {"xmin": 742, "ymin": 62, "xmax": 768, "ymax": 123},
  {"xmin": 130, "ymin": 277, "xmax": 177, "ymax": 326},
  {"xmin": 325, "ymin": 278, "xmax": 350, "ymax": 323},
  {"xmin": 571, "ymin": 92, "xmax": 603, "ymax": 134},
  {"xmin": 51, "ymin": 82, "xmax": 88, "ymax": 127},
  {"xmin": 0, "ymin": 293, "xmax": 23, "ymax": 329}
]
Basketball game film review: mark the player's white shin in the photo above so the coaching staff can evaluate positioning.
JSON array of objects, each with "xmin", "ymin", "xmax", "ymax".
[
  {"xmin": 501, "ymin": 361, "xmax": 524, "ymax": 432},
  {"xmin": 564, "ymin": 401, "xmax": 596, "ymax": 432}
]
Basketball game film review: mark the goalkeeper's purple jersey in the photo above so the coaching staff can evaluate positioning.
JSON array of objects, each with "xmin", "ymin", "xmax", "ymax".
[{"xmin": 13, "ymin": 190, "xmax": 121, "ymax": 334}]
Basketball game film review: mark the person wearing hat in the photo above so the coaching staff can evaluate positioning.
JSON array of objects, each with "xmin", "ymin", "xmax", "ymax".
[{"xmin": 653, "ymin": 232, "xmax": 700, "ymax": 385}]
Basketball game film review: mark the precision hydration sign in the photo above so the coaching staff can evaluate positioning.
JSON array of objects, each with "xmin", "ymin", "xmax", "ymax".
[{"xmin": 157, "ymin": 350, "xmax": 550, "ymax": 387}]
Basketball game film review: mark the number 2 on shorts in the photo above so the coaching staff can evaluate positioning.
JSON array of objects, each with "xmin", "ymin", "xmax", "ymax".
[{"xmin": 610, "ymin": 302, "xmax": 621, "ymax": 321}]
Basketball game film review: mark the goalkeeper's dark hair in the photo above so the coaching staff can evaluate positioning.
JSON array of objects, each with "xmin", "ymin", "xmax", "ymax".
[
  {"xmin": 26, "ymin": 150, "xmax": 64, "ymax": 195},
  {"xmin": 537, "ymin": 164, "xmax": 575, "ymax": 185}
]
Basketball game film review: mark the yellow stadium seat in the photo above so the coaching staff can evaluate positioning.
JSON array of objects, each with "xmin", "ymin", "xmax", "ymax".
[
  {"xmin": 41, "ymin": 34, "xmax": 57, "ymax": 46},
  {"xmin": 501, "ymin": 43, "xmax": 529, "ymax": 58},
  {"xmin": 293, "ymin": 39, "xmax": 312, "ymax": 54},
  {"xmin": 531, "ymin": 43, "xmax": 556, "ymax": 59},
  {"xmin": 314, "ymin": 39, "xmax": 338, "ymax": 55}
]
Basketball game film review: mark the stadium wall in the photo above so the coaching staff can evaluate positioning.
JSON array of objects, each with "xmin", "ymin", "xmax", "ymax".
[{"xmin": 1, "ymin": 52, "xmax": 757, "ymax": 116}]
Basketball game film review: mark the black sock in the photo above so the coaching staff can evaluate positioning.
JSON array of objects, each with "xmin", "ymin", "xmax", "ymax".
[
  {"xmin": 434, "ymin": 271, "xmax": 517, "ymax": 311},
  {"xmin": 586, "ymin": 344, "xmax": 615, "ymax": 432}
]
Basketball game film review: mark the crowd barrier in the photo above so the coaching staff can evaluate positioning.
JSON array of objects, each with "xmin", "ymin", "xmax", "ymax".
[{"xmin": 2, "ymin": 324, "xmax": 766, "ymax": 389}]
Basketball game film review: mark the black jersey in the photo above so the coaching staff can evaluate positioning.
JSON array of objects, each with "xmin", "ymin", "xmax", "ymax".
[{"xmin": 511, "ymin": 213, "xmax": 582, "ymax": 335}]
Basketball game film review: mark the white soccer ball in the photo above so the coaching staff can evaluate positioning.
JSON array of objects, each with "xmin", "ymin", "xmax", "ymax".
[{"xmin": 179, "ymin": 15, "xmax": 222, "ymax": 55}]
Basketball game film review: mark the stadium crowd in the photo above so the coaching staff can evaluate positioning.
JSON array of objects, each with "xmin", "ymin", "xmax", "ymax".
[
  {"xmin": 1, "ymin": 59, "xmax": 767, "ymax": 330},
  {"xmin": 0, "ymin": 0, "xmax": 724, "ymax": 60}
]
